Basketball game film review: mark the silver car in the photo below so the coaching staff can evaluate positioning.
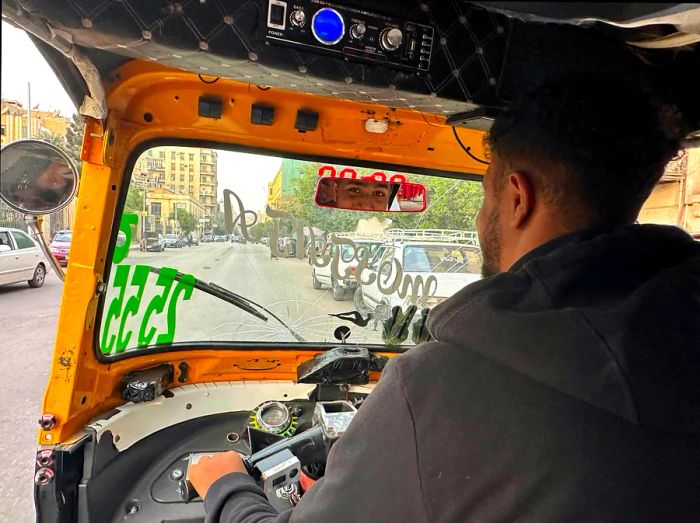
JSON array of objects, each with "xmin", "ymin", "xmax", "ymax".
[{"xmin": 0, "ymin": 227, "xmax": 49, "ymax": 288}]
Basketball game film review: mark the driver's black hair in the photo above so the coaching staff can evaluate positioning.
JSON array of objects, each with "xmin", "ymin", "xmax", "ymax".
[{"xmin": 486, "ymin": 72, "xmax": 687, "ymax": 227}]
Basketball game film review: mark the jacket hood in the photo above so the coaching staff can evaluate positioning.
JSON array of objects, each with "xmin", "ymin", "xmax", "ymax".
[{"xmin": 427, "ymin": 224, "xmax": 700, "ymax": 433}]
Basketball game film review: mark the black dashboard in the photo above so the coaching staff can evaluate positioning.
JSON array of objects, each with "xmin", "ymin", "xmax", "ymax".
[{"xmin": 78, "ymin": 388, "xmax": 369, "ymax": 522}]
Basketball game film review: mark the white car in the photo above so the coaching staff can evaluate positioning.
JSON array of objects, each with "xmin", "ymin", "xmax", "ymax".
[
  {"xmin": 311, "ymin": 235, "xmax": 383, "ymax": 301},
  {"xmin": 0, "ymin": 227, "xmax": 49, "ymax": 288},
  {"xmin": 355, "ymin": 230, "xmax": 482, "ymax": 314}
]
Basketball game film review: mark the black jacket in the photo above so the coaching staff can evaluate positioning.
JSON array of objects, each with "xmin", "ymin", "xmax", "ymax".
[{"xmin": 205, "ymin": 224, "xmax": 700, "ymax": 522}]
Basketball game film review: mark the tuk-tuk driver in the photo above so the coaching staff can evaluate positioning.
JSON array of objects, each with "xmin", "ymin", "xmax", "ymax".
[{"xmin": 190, "ymin": 73, "xmax": 700, "ymax": 522}]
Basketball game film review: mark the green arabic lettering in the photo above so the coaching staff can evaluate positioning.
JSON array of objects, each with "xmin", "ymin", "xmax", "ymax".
[
  {"xmin": 114, "ymin": 213, "xmax": 138, "ymax": 264},
  {"xmin": 157, "ymin": 273, "xmax": 195, "ymax": 345},
  {"xmin": 138, "ymin": 267, "xmax": 177, "ymax": 347},
  {"xmin": 100, "ymin": 264, "xmax": 131, "ymax": 354},
  {"xmin": 115, "ymin": 264, "xmax": 150, "ymax": 352}
]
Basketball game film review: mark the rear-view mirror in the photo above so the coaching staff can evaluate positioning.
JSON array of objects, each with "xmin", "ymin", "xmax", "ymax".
[
  {"xmin": 314, "ymin": 177, "xmax": 427, "ymax": 212},
  {"xmin": 0, "ymin": 139, "xmax": 79, "ymax": 215}
]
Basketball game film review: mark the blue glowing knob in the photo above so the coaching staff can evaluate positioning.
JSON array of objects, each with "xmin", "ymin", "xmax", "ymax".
[{"xmin": 312, "ymin": 8, "xmax": 345, "ymax": 46}]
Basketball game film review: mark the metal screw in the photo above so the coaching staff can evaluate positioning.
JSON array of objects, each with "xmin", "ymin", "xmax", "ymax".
[
  {"xmin": 38, "ymin": 414, "xmax": 57, "ymax": 431},
  {"xmin": 34, "ymin": 468, "xmax": 55, "ymax": 486},
  {"xmin": 170, "ymin": 468, "xmax": 184, "ymax": 480},
  {"xmin": 36, "ymin": 450, "xmax": 55, "ymax": 468}
]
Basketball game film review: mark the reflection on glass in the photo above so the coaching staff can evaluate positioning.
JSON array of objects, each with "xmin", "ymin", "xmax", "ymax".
[
  {"xmin": 0, "ymin": 140, "xmax": 77, "ymax": 214},
  {"xmin": 315, "ymin": 177, "xmax": 427, "ymax": 212}
]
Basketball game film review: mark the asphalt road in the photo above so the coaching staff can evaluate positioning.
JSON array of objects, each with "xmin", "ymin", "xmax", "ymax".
[
  {"xmin": 0, "ymin": 241, "xmax": 383, "ymax": 520},
  {"xmin": 0, "ymin": 271, "xmax": 62, "ymax": 522}
]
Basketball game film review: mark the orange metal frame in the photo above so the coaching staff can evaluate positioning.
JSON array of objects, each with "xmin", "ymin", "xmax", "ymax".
[{"xmin": 39, "ymin": 59, "xmax": 487, "ymax": 444}]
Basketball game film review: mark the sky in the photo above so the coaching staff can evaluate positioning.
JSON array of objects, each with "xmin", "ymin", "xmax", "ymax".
[
  {"xmin": 217, "ymin": 152, "xmax": 282, "ymax": 211},
  {"xmin": 1, "ymin": 21, "xmax": 78, "ymax": 117}
]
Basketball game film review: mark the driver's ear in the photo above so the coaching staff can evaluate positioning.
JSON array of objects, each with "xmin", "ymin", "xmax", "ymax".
[{"xmin": 503, "ymin": 171, "xmax": 535, "ymax": 229}]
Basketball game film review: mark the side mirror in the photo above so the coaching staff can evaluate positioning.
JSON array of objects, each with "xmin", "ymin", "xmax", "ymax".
[
  {"xmin": 314, "ymin": 177, "xmax": 427, "ymax": 212},
  {"xmin": 1, "ymin": 140, "xmax": 79, "ymax": 282},
  {"xmin": 0, "ymin": 139, "xmax": 79, "ymax": 215}
]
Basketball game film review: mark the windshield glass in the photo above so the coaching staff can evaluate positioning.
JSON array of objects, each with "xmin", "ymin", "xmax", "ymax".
[
  {"xmin": 98, "ymin": 146, "xmax": 483, "ymax": 357},
  {"xmin": 403, "ymin": 245, "xmax": 482, "ymax": 273},
  {"xmin": 53, "ymin": 232, "xmax": 71, "ymax": 242}
]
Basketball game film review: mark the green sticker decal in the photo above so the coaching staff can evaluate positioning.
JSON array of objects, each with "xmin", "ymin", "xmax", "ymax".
[
  {"xmin": 101, "ymin": 261, "xmax": 196, "ymax": 354},
  {"xmin": 114, "ymin": 213, "xmax": 138, "ymax": 264},
  {"xmin": 138, "ymin": 267, "xmax": 177, "ymax": 347}
]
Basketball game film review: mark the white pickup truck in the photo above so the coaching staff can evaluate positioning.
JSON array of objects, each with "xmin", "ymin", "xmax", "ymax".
[{"xmin": 355, "ymin": 230, "xmax": 482, "ymax": 315}]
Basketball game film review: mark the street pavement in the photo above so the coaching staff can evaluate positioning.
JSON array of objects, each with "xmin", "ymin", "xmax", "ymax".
[
  {"xmin": 0, "ymin": 241, "xmax": 381, "ymax": 521},
  {"xmin": 0, "ymin": 271, "xmax": 62, "ymax": 522}
]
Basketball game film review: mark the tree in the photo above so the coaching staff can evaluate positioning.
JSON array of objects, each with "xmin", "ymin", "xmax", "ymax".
[
  {"xmin": 65, "ymin": 114, "xmax": 84, "ymax": 170},
  {"xmin": 124, "ymin": 185, "xmax": 144, "ymax": 215},
  {"xmin": 280, "ymin": 163, "xmax": 484, "ymax": 235},
  {"xmin": 39, "ymin": 129, "xmax": 67, "ymax": 150},
  {"xmin": 176, "ymin": 209, "xmax": 197, "ymax": 234}
]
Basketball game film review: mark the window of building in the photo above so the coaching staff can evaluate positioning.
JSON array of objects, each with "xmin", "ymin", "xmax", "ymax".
[
  {"xmin": 150, "ymin": 202, "xmax": 161, "ymax": 216},
  {"xmin": 180, "ymin": 175, "xmax": 185, "ymax": 182},
  {"xmin": 189, "ymin": 153, "xmax": 194, "ymax": 161},
  {"xmin": 180, "ymin": 185, "xmax": 185, "ymax": 192},
  {"xmin": 171, "ymin": 163, "xmax": 175, "ymax": 170},
  {"xmin": 171, "ymin": 175, "xmax": 175, "ymax": 181},
  {"xmin": 159, "ymin": 151, "xmax": 165, "ymax": 159},
  {"xmin": 171, "ymin": 151, "xmax": 176, "ymax": 159},
  {"xmin": 189, "ymin": 176, "xmax": 193, "ymax": 182},
  {"xmin": 180, "ymin": 152, "xmax": 185, "ymax": 160}
]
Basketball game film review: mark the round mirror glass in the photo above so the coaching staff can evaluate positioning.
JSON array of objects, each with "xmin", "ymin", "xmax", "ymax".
[{"xmin": 0, "ymin": 139, "xmax": 79, "ymax": 215}]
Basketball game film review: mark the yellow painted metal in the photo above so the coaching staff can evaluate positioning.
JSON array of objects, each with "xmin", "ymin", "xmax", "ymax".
[{"xmin": 39, "ymin": 59, "xmax": 487, "ymax": 444}]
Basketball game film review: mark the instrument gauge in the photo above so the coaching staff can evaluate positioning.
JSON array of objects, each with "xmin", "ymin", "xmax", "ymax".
[{"xmin": 255, "ymin": 401, "xmax": 292, "ymax": 434}]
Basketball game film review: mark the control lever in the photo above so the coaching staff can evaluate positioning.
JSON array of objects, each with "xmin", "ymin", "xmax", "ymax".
[{"xmin": 245, "ymin": 425, "xmax": 325, "ymax": 477}]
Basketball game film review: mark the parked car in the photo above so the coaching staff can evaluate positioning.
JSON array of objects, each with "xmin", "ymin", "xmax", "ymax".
[
  {"xmin": 261, "ymin": 237, "xmax": 270, "ymax": 246},
  {"xmin": 305, "ymin": 239, "xmax": 325, "ymax": 264},
  {"xmin": 164, "ymin": 234, "xmax": 184, "ymax": 248},
  {"xmin": 202, "ymin": 234, "xmax": 214, "ymax": 243},
  {"xmin": 312, "ymin": 236, "xmax": 383, "ymax": 300},
  {"xmin": 49, "ymin": 230, "xmax": 72, "ymax": 266},
  {"xmin": 356, "ymin": 230, "xmax": 482, "ymax": 314},
  {"xmin": 214, "ymin": 235, "xmax": 227, "ymax": 242},
  {"xmin": 0, "ymin": 227, "xmax": 49, "ymax": 287},
  {"xmin": 143, "ymin": 232, "xmax": 165, "ymax": 252}
]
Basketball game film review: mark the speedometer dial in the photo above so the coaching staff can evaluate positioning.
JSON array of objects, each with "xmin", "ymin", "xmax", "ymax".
[{"xmin": 256, "ymin": 401, "xmax": 292, "ymax": 434}]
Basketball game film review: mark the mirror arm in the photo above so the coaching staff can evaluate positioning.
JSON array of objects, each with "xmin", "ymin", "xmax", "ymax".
[{"xmin": 26, "ymin": 216, "xmax": 65, "ymax": 281}]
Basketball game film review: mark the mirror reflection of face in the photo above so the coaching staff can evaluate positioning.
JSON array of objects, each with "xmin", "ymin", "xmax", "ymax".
[
  {"xmin": 318, "ymin": 178, "xmax": 392, "ymax": 211},
  {"xmin": 1, "ymin": 142, "xmax": 77, "ymax": 214},
  {"xmin": 12, "ymin": 159, "xmax": 73, "ymax": 211}
]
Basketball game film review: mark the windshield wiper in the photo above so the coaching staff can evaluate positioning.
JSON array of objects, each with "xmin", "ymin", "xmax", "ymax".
[{"xmin": 145, "ymin": 266, "xmax": 306, "ymax": 342}]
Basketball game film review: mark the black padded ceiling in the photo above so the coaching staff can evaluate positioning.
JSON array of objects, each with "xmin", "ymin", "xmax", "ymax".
[{"xmin": 2, "ymin": 0, "xmax": 698, "ymax": 126}]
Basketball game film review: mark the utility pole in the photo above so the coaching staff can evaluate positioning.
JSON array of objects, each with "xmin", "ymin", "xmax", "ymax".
[
  {"xmin": 142, "ymin": 175, "xmax": 147, "ymax": 241},
  {"xmin": 26, "ymin": 82, "xmax": 31, "ymax": 138}
]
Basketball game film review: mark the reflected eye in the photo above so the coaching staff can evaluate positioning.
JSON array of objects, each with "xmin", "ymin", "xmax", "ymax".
[
  {"xmin": 372, "ymin": 190, "xmax": 387, "ymax": 197},
  {"xmin": 345, "ymin": 186, "xmax": 362, "ymax": 194}
]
